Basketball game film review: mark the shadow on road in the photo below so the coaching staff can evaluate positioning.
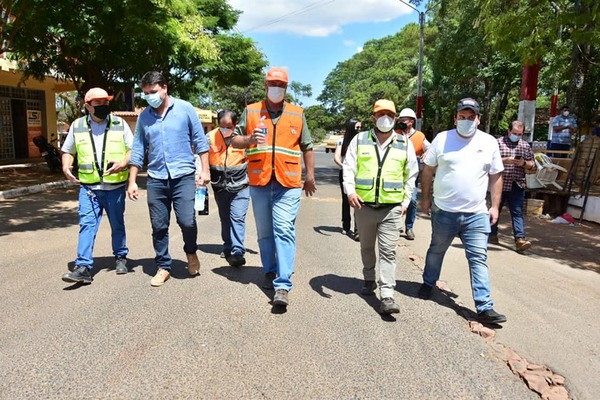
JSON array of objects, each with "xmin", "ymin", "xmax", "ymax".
[
  {"xmin": 308, "ymin": 274, "xmax": 397, "ymax": 321},
  {"xmin": 313, "ymin": 225, "xmax": 343, "ymax": 236},
  {"xmin": 197, "ymin": 243, "xmax": 258, "ymax": 256}
]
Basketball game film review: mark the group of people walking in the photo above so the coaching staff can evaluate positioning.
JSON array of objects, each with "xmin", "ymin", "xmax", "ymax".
[
  {"xmin": 60, "ymin": 68, "xmax": 315, "ymax": 308},
  {"xmin": 58, "ymin": 67, "xmax": 535, "ymax": 323}
]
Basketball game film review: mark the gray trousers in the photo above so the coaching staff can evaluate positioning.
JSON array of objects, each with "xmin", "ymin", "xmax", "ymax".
[{"xmin": 355, "ymin": 205, "xmax": 403, "ymax": 298}]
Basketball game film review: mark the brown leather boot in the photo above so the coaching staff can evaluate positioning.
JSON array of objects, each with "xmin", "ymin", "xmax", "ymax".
[
  {"xmin": 186, "ymin": 252, "xmax": 200, "ymax": 275},
  {"xmin": 515, "ymin": 238, "xmax": 532, "ymax": 253}
]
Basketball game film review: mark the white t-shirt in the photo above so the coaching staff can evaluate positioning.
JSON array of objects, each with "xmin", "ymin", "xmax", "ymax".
[{"xmin": 423, "ymin": 129, "xmax": 503, "ymax": 213}]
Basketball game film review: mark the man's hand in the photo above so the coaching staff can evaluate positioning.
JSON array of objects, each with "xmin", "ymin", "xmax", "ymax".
[
  {"xmin": 196, "ymin": 170, "xmax": 210, "ymax": 186},
  {"xmin": 103, "ymin": 160, "xmax": 127, "ymax": 176},
  {"xmin": 62, "ymin": 165, "xmax": 80, "ymax": 183},
  {"xmin": 303, "ymin": 178, "xmax": 316, "ymax": 196},
  {"xmin": 400, "ymin": 205, "xmax": 407, "ymax": 216},
  {"xmin": 489, "ymin": 206, "xmax": 499, "ymax": 225},
  {"xmin": 348, "ymin": 193, "xmax": 363, "ymax": 209},
  {"xmin": 421, "ymin": 197, "xmax": 431, "ymax": 216},
  {"xmin": 127, "ymin": 182, "xmax": 139, "ymax": 201}
]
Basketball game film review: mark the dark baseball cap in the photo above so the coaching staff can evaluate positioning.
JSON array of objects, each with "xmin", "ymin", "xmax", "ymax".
[{"xmin": 456, "ymin": 98, "xmax": 480, "ymax": 114}]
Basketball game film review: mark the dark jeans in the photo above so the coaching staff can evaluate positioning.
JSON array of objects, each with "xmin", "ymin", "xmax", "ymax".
[
  {"xmin": 146, "ymin": 173, "xmax": 198, "ymax": 270},
  {"xmin": 491, "ymin": 181, "xmax": 526, "ymax": 239},
  {"xmin": 547, "ymin": 141, "xmax": 570, "ymax": 158},
  {"xmin": 214, "ymin": 187, "xmax": 250, "ymax": 257},
  {"xmin": 339, "ymin": 169, "xmax": 356, "ymax": 232}
]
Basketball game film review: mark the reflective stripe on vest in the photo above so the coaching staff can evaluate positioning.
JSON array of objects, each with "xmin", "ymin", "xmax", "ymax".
[
  {"xmin": 208, "ymin": 128, "xmax": 248, "ymax": 190},
  {"xmin": 355, "ymin": 130, "xmax": 408, "ymax": 205},
  {"xmin": 245, "ymin": 101, "xmax": 304, "ymax": 188},
  {"xmin": 72, "ymin": 116, "xmax": 129, "ymax": 184}
]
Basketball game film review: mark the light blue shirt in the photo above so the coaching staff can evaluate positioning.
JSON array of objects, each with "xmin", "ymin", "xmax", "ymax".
[
  {"xmin": 130, "ymin": 96, "xmax": 208, "ymax": 179},
  {"xmin": 551, "ymin": 114, "xmax": 577, "ymax": 145}
]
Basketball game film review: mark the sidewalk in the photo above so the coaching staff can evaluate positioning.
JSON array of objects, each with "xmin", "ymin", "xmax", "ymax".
[{"xmin": 0, "ymin": 163, "xmax": 75, "ymax": 200}]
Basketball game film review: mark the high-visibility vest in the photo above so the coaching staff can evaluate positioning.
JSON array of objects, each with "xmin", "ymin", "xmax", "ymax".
[
  {"xmin": 409, "ymin": 130, "xmax": 426, "ymax": 156},
  {"xmin": 355, "ymin": 130, "xmax": 409, "ymax": 205},
  {"xmin": 245, "ymin": 101, "xmax": 304, "ymax": 188},
  {"xmin": 72, "ymin": 115, "xmax": 129, "ymax": 184},
  {"xmin": 207, "ymin": 128, "xmax": 248, "ymax": 191}
]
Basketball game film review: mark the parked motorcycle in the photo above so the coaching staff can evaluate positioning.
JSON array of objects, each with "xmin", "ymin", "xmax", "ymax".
[{"xmin": 33, "ymin": 134, "xmax": 62, "ymax": 173}]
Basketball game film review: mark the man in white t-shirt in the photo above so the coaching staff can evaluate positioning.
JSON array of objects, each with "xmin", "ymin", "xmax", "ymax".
[{"xmin": 417, "ymin": 98, "xmax": 507, "ymax": 325}]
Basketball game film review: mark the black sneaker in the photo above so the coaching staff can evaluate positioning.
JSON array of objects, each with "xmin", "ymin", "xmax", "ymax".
[
  {"xmin": 488, "ymin": 234, "xmax": 499, "ymax": 245},
  {"xmin": 417, "ymin": 283, "xmax": 433, "ymax": 299},
  {"xmin": 262, "ymin": 272, "xmax": 276, "ymax": 290},
  {"xmin": 379, "ymin": 297, "xmax": 400, "ymax": 314},
  {"xmin": 115, "ymin": 257, "xmax": 128, "ymax": 274},
  {"xmin": 62, "ymin": 266, "xmax": 92, "ymax": 284},
  {"xmin": 226, "ymin": 254, "xmax": 246, "ymax": 267},
  {"xmin": 273, "ymin": 289, "xmax": 289, "ymax": 306},
  {"xmin": 360, "ymin": 280, "xmax": 377, "ymax": 295},
  {"xmin": 405, "ymin": 229, "xmax": 415, "ymax": 240},
  {"xmin": 477, "ymin": 309, "xmax": 507, "ymax": 324}
]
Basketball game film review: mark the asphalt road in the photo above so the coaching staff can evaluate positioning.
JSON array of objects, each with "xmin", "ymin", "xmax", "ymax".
[{"xmin": 0, "ymin": 147, "xmax": 596, "ymax": 399}]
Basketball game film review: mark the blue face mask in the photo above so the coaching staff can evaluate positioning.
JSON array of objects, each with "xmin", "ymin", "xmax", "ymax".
[
  {"xmin": 509, "ymin": 134, "xmax": 521, "ymax": 142},
  {"xmin": 144, "ymin": 91, "xmax": 164, "ymax": 108}
]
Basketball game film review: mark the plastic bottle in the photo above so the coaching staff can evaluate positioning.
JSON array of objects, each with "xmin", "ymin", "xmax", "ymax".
[
  {"xmin": 195, "ymin": 186, "xmax": 207, "ymax": 211},
  {"xmin": 257, "ymin": 116, "xmax": 268, "ymax": 149}
]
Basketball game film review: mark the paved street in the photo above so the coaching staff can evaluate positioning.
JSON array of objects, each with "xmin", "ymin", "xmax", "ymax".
[{"xmin": 0, "ymin": 148, "xmax": 598, "ymax": 399}]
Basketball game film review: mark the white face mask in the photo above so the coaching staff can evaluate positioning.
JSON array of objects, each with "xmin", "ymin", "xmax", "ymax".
[
  {"xmin": 562, "ymin": 111, "xmax": 569, "ymax": 117},
  {"xmin": 219, "ymin": 127, "xmax": 233, "ymax": 137},
  {"xmin": 267, "ymin": 86, "xmax": 286, "ymax": 103},
  {"xmin": 456, "ymin": 119, "xmax": 478, "ymax": 137},
  {"xmin": 376, "ymin": 115, "xmax": 395, "ymax": 133}
]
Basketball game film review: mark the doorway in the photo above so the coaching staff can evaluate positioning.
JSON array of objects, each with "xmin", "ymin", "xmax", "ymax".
[{"xmin": 11, "ymin": 99, "xmax": 28, "ymax": 159}]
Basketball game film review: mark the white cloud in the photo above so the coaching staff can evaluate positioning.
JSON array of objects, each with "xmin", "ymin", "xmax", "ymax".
[
  {"xmin": 343, "ymin": 40, "xmax": 356, "ymax": 47},
  {"xmin": 228, "ymin": 0, "xmax": 413, "ymax": 37},
  {"xmin": 356, "ymin": 46, "xmax": 364, "ymax": 53}
]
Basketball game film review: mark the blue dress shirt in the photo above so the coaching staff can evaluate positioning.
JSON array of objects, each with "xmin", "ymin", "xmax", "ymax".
[{"xmin": 130, "ymin": 96, "xmax": 208, "ymax": 179}]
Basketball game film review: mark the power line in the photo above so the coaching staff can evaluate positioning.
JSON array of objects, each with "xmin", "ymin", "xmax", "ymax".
[{"xmin": 241, "ymin": 0, "xmax": 338, "ymax": 33}]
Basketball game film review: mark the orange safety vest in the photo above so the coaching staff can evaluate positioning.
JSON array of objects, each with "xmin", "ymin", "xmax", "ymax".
[
  {"xmin": 409, "ymin": 130, "xmax": 426, "ymax": 156},
  {"xmin": 207, "ymin": 128, "xmax": 248, "ymax": 191},
  {"xmin": 245, "ymin": 101, "xmax": 304, "ymax": 188}
]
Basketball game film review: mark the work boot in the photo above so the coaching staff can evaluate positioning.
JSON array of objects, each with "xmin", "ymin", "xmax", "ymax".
[
  {"xmin": 262, "ymin": 272, "xmax": 276, "ymax": 290},
  {"xmin": 186, "ymin": 253, "xmax": 200, "ymax": 276},
  {"xmin": 488, "ymin": 234, "xmax": 499, "ymax": 245},
  {"xmin": 115, "ymin": 257, "xmax": 128, "ymax": 275},
  {"xmin": 226, "ymin": 254, "xmax": 246, "ymax": 267},
  {"xmin": 353, "ymin": 231, "xmax": 360, "ymax": 242},
  {"xmin": 62, "ymin": 266, "xmax": 93, "ymax": 284},
  {"xmin": 477, "ymin": 309, "xmax": 507, "ymax": 324},
  {"xmin": 379, "ymin": 297, "xmax": 400, "ymax": 314},
  {"xmin": 360, "ymin": 280, "xmax": 377, "ymax": 295},
  {"xmin": 405, "ymin": 229, "xmax": 415, "ymax": 240},
  {"xmin": 150, "ymin": 268, "xmax": 170, "ymax": 287},
  {"xmin": 273, "ymin": 289, "xmax": 289, "ymax": 306},
  {"xmin": 515, "ymin": 238, "xmax": 532, "ymax": 253}
]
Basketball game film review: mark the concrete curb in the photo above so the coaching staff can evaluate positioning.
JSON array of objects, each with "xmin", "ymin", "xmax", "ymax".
[{"xmin": 0, "ymin": 180, "xmax": 77, "ymax": 200}]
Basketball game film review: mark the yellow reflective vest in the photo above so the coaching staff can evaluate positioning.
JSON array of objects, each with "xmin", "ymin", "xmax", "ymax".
[
  {"xmin": 72, "ymin": 116, "xmax": 129, "ymax": 184},
  {"xmin": 355, "ymin": 130, "xmax": 409, "ymax": 205}
]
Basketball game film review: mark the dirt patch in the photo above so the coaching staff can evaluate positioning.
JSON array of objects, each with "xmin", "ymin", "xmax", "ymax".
[{"xmin": 0, "ymin": 165, "xmax": 66, "ymax": 192}]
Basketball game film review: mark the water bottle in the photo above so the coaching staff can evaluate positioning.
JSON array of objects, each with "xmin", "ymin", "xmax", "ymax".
[
  {"xmin": 257, "ymin": 116, "xmax": 268, "ymax": 149},
  {"xmin": 199, "ymin": 190, "xmax": 209, "ymax": 216},
  {"xmin": 195, "ymin": 186, "xmax": 207, "ymax": 212}
]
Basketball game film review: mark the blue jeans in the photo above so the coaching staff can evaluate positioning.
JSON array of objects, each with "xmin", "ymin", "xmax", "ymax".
[
  {"xmin": 146, "ymin": 173, "xmax": 197, "ymax": 270},
  {"xmin": 422, "ymin": 205, "xmax": 494, "ymax": 313},
  {"xmin": 491, "ymin": 182, "xmax": 526, "ymax": 239},
  {"xmin": 76, "ymin": 185, "xmax": 128, "ymax": 268},
  {"xmin": 405, "ymin": 175, "xmax": 419, "ymax": 230},
  {"xmin": 250, "ymin": 180, "xmax": 301, "ymax": 292},
  {"xmin": 214, "ymin": 187, "xmax": 250, "ymax": 257}
]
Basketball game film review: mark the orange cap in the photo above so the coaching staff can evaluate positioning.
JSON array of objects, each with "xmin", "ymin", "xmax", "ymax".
[
  {"xmin": 265, "ymin": 67, "xmax": 288, "ymax": 83},
  {"xmin": 84, "ymin": 87, "xmax": 114, "ymax": 103},
  {"xmin": 373, "ymin": 99, "xmax": 396, "ymax": 114}
]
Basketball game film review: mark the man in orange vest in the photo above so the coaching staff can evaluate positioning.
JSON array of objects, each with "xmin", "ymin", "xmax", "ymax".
[
  {"xmin": 397, "ymin": 108, "xmax": 430, "ymax": 240},
  {"xmin": 207, "ymin": 109, "xmax": 250, "ymax": 267},
  {"xmin": 232, "ymin": 67, "xmax": 316, "ymax": 308}
]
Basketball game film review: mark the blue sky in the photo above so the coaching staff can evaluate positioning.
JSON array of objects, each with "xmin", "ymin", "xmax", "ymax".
[{"xmin": 228, "ymin": 0, "xmax": 420, "ymax": 107}]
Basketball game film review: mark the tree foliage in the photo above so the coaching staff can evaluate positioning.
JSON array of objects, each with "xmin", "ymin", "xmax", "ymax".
[{"xmin": 2, "ymin": 0, "xmax": 266, "ymax": 100}]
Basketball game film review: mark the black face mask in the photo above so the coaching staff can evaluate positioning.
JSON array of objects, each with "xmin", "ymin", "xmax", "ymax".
[{"xmin": 93, "ymin": 104, "xmax": 110, "ymax": 120}]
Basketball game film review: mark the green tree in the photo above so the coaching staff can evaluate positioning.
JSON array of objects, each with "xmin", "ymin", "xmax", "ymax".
[{"xmin": 3, "ymin": 0, "xmax": 265, "ymax": 100}]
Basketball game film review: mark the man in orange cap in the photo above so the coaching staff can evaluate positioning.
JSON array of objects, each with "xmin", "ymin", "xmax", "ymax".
[
  {"xmin": 343, "ymin": 99, "xmax": 418, "ymax": 315},
  {"xmin": 232, "ymin": 67, "xmax": 316, "ymax": 308},
  {"xmin": 61, "ymin": 87, "xmax": 133, "ymax": 284}
]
